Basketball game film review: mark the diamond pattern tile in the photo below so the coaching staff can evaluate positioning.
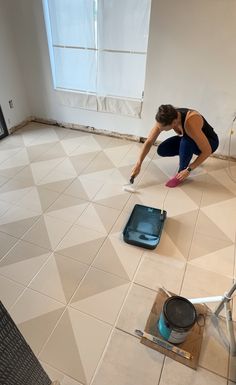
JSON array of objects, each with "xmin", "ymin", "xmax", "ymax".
[{"xmin": 1, "ymin": 122, "xmax": 235, "ymax": 384}]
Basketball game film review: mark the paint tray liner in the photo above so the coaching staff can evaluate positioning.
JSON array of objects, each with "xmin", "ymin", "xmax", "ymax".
[{"xmin": 123, "ymin": 204, "xmax": 167, "ymax": 249}]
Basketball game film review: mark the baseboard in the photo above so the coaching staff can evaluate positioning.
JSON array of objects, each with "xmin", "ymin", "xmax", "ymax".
[
  {"xmin": 7, "ymin": 115, "xmax": 236, "ymax": 161},
  {"xmin": 8, "ymin": 116, "xmax": 34, "ymax": 134}
]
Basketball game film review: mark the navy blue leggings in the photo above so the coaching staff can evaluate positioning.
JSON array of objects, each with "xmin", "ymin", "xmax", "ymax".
[{"xmin": 157, "ymin": 135, "xmax": 219, "ymax": 172}]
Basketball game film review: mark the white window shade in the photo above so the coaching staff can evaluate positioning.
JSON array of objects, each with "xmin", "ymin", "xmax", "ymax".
[
  {"xmin": 48, "ymin": 0, "xmax": 96, "ymax": 48},
  {"xmin": 54, "ymin": 47, "xmax": 97, "ymax": 93},
  {"xmin": 97, "ymin": 52, "xmax": 146, "ymax": 99},
  {"xmin": 43, "ymin": 0, "xmax": 151, "ymax": 117},
  {"xmin": 98, "ymin": 0, "xmax": 150, "ymax": 52}
]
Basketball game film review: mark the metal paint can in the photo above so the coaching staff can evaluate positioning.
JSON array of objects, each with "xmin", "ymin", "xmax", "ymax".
[{"xmin": 158, "ymin": 296, "xmax": 197, "ymax": 344}]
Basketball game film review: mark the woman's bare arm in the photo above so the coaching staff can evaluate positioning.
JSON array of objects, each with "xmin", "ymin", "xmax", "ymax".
[
  {"xmin": 185, "ymin": 113, "xmax": 212, "ymax": 170},
  {"xmin": 131, "ymin": 123, "xmax": 161, "ymax": 178},
  {"xmin": 176, "ymin": 113, "xmax": 212, "ymax": 181}
]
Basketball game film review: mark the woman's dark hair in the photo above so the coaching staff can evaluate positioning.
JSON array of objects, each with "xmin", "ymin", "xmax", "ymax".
[{"xmin": 155, "ymin": 104, "xmax": 178, "ymax": 126}]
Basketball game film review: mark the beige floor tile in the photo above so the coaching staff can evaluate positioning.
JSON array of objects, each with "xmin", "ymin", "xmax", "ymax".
[
  {"xmin": 201, "ymin": 198, "xmax": 236, "ymax": 242},
  {"xmin": 13, "ymin": 165, "xmax": 36, "ymax": 184},
  {"xmin": 39, "ymin": 178, "xmax": 75, "ymax": 194},
  {"xmin": 135, "ymin": 252, "xmax": 186, "ymax": 294},
  {"xmin": 93, "ymin": 181, "xmax": 131, "ymax": 210},
  {"xmin": 0, "ymin": 175, "xmax": 9, "ymax": 187},
  {"xmin": 64, "ymin": 175, "xmax": 103, "ymax": 201},
  {"xmin": 109, "ymin": 160, "xmax": 149, "ymax": 186},
  {"xmin": 26, "ymin": 142, "xmax": 60, "ymax": 162},
  {"xmin": 119, "ymin": 142, "xmax": 153, "ymax": 167},
  {"xmin": 0, "ymin": 206, "xmax": 40, "ymax": 238},
  {"xmin": 163, "ymin": 210, "xmax": 199, "ymax": 260},
  {"xmin": 0, "ymin": 148, "xmax": 30, "ymax": 170},
  {"xmin": 92, "ymin": 329, "xmax": 164, "ymax": 385},
  {"xmin": 159, "ymin": 357, "xmax": 227, "ymax": 385},
  {"xmin": 0, "ymin": 199, "xmax": 11, "ymax": 217},
  {"xmin": 0, "ymin": 148, "xmax": 22, "ymax": 164},
  {"xmin": 69, "ymin": 137, "xmax": 102, "ymax": 156},
  {"xmin": 0, "ymin": 185, "xmax": 32, "ymax": 204},
  {"xmin": 71, "ymin": 267, "xmax": 130, "ymax": 324},
  {"xmin": 56, "ymin": 224, "xmax": 106, "ymax": 265},
  {"xmin": 103, "ymin": 143, "xmax": 133, "ymax": 167},
  {"xmin": 123, "ymin": 191, "xmax": 159, "ymax": 214},
  {"xmin": 199, "ymin": 315, "xmax": 229, "ymax": 378},
  {"xmin": 93, "ymin": 235, "xmax": 143, "ymax": 280},
  {"xmin": 0, "ymin": 231, "xmax": 18, "ymax": 260},
  {"xmin": 69, "ymin": 152, "xmax": 99, "ymax": 174},
  {"xmin": 179, "ymin": 173, "xmax": 206, "ymax": 206},
  {"xmin": 210, "ymin": 166, "xmax": 236, "ymax": 195},
  {"xmin": 189, "ymin": 231, "xmax": 233, "ymax": 262},
  {"xmin": 16, "ymin": 186, "xmax": 60, "ymax": 214},
  {"xmin": 46, "ymin": 194, "xmax": 88, "ymax": 223},
  {"xmin": 194, "ymin": 210, "xmax": 234, "ymax": 243},
  {"xmin": 41, "ymin": 361, "xmax": 83, "ymax": 385},
  {"xmin": 61, "ymin": 136, "xmax": 86, "ymax": 155},
  {"xmin": 201, "ymin": 174, "xmax": 235, "ymax": 207},
  {"xmin": 181, "ymin": 264, "xmax": 233, "ymax": 305},
  {"xmin": 10, "ymin": 288, "xmax": 65, "ymax": 356},
  {"xmin": 109, "ymin": 210, "xmax": 132, "ymax": 238},
  {"xmin": 117, "ymin": 283, "xmax": 157, "ymax": 336},
  {"xmin": 34, "ymin": 142, "xmax": 66, "ymax": 162},
  {"xmin": 0, "ymin": 275, "xmax": 25, "ymax": 310},
  {"xmin": 202, "ymin": 157, "xmax": 228, "ymax": 172},
  {"xmin": 30, "ymin": 157, "xmax": 66, "ymax": 184},
  {"xmin": 152, "ymin": 154, "xmax": 179, "ymax": 177},
  {"xmin": 82, "ymin": 151, "xmax": 116, "ymax": 174},
  {"xmin": 81, "ymin": 168, "xmax": 116, "ymax": 183},
  {"xmin": 163, "ymin": 188, "xmax": 199, "ymax": 217},
  {"xmin": 22, "ymin": 215, "xmax": 72, "ymax": 250},
  {"xmin": 0, "ymin": 164, "xmax": 25, "ymax": 178},
  {"xmin": 40, "ymin": 159, "xmax": 77, "ymax": 185},
  {"xmin": 0, "ymin": 239, "xmax": 50, "ymax": 285},
  {"xmin": 0, "ymin": 176, "xmax": 33, "ymax": 194},
  {"xmin": 189, "ymin": 245, "xmax": 234, "ymax": 277},
  {"xmin": 30, "ymin": 253, "xmax": 88, "ymax": 304},
  {"xmin": 28, "ymin": 128, "xmax": 59, "ymax": 147},
  {"xmin": 76, "ymin": 203, "xmax": 120, "ymax": 235},
  {"xmin": 1, "ymin": 125, "xmax": 235, "ymax": 385},
  {"xmin": 39, "ymin": 307, "xmax": 111, "ymax": 384}
]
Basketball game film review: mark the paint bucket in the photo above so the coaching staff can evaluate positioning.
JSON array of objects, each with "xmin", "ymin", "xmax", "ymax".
[{"xmin": 158, "ymin": 296, "xmax": 197, "ymax": 344}]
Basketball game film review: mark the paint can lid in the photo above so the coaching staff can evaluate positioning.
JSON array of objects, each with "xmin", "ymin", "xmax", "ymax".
[{"xmin": 163, "ymin": 296, "xmax": 197, "ymax": 329}]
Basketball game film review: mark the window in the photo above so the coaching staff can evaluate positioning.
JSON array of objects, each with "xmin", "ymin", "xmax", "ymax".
[{"xmin": 43, "ymin": 0, "xmax": 151, "ymax": 117}]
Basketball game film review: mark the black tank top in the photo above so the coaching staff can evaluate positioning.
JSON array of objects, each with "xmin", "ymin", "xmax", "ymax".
[{"xmin": 177, "ymin": 108, "xmax": 218, "ymax": 143}]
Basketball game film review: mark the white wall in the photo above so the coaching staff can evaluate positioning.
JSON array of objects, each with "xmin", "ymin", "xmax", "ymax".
[
  {"xmin": 8, "ymin": 0, "xmax": 236, "ymax": 156},
  {"xmin": 0, "ymin": 0, "xmax": 30, "ymax": 130}
]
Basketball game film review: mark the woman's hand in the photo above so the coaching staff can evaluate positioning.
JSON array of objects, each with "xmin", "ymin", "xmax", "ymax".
[
  {"xmin": 176, "ymin": 168, "xmax": 190, "ymax": 181},
  {"xmin": 131, "ymin": 163, "xmax": 141, "ymax": 179}
]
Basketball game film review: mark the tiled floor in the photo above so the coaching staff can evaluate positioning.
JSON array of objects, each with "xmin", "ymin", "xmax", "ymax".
[{"xmin": 0, "ymin": 122, "xmax": 236, "ymax": 385}]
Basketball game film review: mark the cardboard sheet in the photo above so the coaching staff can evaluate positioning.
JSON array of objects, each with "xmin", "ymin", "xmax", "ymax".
[{"xmin": 140, "ymin": 289, "xmax": 207, "ymax": 370}]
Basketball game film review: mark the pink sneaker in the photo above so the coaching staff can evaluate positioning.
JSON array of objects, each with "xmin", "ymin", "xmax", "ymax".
[{"xmin": 165, "ymin": 176, "xmax": 182, "ymax": 188}]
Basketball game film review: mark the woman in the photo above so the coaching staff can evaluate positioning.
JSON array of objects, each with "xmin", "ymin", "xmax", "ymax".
[{"xmin": 131, "ymin": 104, "xmax": 219, "ymax": 187}]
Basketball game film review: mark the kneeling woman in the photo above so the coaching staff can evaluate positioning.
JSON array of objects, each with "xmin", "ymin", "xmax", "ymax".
[{"xmin": 131, "ymin": 104, "xmax": 219, "ymax": 187}]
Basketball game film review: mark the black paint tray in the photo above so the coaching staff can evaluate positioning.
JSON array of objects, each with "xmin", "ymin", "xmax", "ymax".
[{"xmin": 123, "ymin": 204, "xmax": 167, "ymax": 250}]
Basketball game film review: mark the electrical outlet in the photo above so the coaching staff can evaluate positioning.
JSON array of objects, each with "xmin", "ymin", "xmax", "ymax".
[{"xmin": 9, "ymin": 100, "xmax": 13, "ymax": 109}]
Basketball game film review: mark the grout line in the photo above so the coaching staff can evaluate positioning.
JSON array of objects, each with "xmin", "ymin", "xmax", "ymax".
[
  {"xmin": 2, "ymin": 123, "xmax": 236, "ymax": 384},
  {"xmin": 179, "ymin": 176, "xmax": 206, "ymax": 296},
  {"xmin": 89, "ymin": 249, "xmax": 147, "ymax": 385}
]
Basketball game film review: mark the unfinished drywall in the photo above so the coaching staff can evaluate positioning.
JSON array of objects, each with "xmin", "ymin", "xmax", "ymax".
[
  {"xmin": 7, "ymin": 0, "xmax": 236, "ymax": 156},
  {"xmin": 0, "ymin": 0, "xmax": 30, "ymax": 130}
]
